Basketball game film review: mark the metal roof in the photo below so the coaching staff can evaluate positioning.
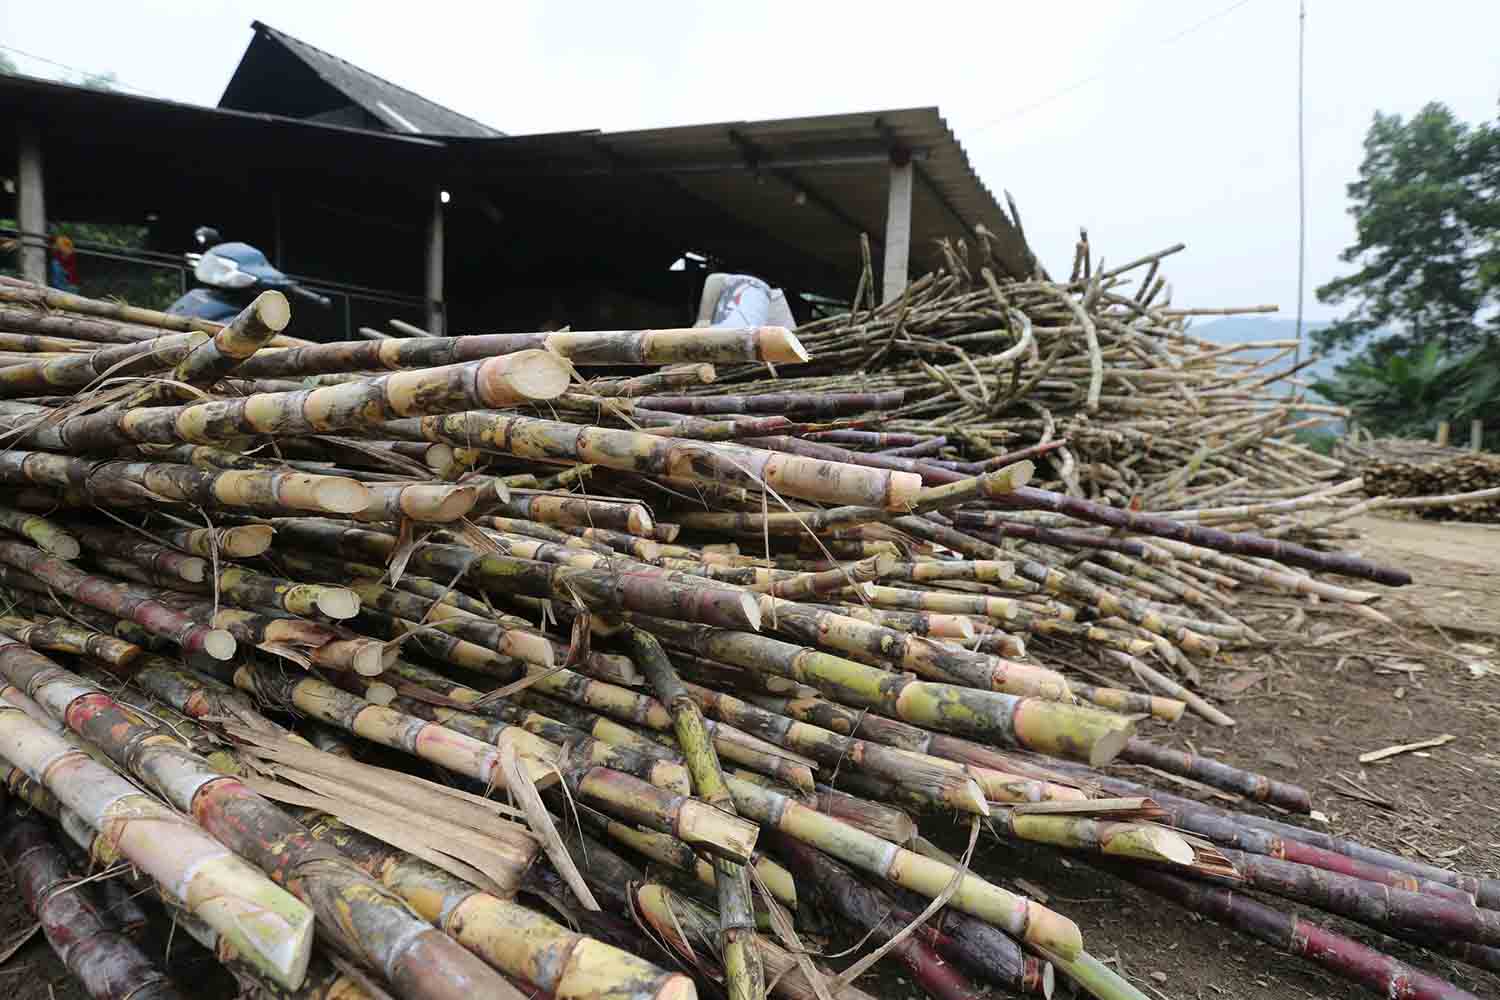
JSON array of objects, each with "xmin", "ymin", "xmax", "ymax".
[
  {"xmin": 220, "ymin": 22, "xmax": 502, "ymax": 138},
  {"xmin": 450, "ymin": 107, "xmax": 1035, "ymax": 286}
]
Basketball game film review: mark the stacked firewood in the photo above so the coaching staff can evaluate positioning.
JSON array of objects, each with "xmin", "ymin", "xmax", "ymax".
[
  {"xmin": 0, "ymin": 270, "xmax": 1492, "ymax": 1000},
  {"xmin": 1334, "ymin": 434, "xmax": 1500, "ymax": 522}
]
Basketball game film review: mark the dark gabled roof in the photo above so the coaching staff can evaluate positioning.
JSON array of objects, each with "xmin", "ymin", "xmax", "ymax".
[{"xmin": 219, "ymin": 21, "xmax": 501, "ymax": 138}]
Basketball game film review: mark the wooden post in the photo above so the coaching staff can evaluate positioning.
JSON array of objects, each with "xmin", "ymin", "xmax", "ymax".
[
  {"xmin": 16, "ymin": 122, "xmax": 47, "ymax": 285},
  {"xmin": 1471, "ymin": 418, "xmax": 1484, "ymax": 452},
  {"xmin": 426, "ymin": 188, "xmax": 446, "ymax": 335},
  {"xmin": 881, "ymin": 156, "xmax": 913, "ymax": 305},
  {"xmin": 1435, "ymin": 420, "xmax": 1450, "ymax": 447}
]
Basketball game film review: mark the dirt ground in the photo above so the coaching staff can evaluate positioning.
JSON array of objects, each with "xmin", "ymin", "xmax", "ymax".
[{"xmin": 1, "ymin": 514, "xmax": 1497, "ymax": 999}]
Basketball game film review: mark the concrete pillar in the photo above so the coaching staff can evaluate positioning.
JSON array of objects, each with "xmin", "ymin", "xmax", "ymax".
[
  {"xmin": 881, "ymin": 157, "xmax": 914, "ymax": 304},
  {"xmin": 425, "ymin": 188, "xmax": 445, "ymax": 335},
  {"xmin": 16, "ymin": 122, "xmax": 47, "ymax": 285}
]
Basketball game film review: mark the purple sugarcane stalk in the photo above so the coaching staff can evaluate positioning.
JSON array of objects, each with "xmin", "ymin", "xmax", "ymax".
[
  {"xmin": 1207, "ymin": 845, "xmax": 1500, "ymax": 948},
  {"xmin": 954, "ymin": 514, "xmax": 1157, "ymax": 560},
  {"xmin": 989, "ymin": 485, "xmax": 1412, "ymax": 586},
  {"xmin": 1106, "ymin": 864, "xmax": 1481, "ymax": 1000},
  {"xmin": 1121, "ymin": 738, "xmax": 1313, "ymax": 813}
]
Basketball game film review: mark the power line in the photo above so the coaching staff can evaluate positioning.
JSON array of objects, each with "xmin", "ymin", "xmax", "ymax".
[
  {"xmin": 1294, "ymin": 0, "xmax": 1307, "ymax": 367},
  {"xmin": 0, "ymin": 42, "xmax": 167, "ymax": 100},
  {"xmin": 972, "ymin": 0, "xmax": 1260, "ymax": 132}
]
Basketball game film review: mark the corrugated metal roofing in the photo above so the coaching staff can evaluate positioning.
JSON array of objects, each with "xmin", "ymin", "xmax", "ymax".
[{"xmin": 451, "ymin": 107, "xmax": 1036, "ymax": 285}]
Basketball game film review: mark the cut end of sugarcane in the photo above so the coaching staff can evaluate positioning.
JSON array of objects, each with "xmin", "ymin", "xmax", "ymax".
[
  {"xmin": 626, "ymin": 505, "xmax": 656, "ymax": 536},
  {"xmin": 510, "ymin": 630, "xmax": 555, "ymax": 668},
  {"xmin": 225, "ymin": 524, "xmax": 275, "ymax": 557},
  {"xmin": 1026, "ymin": 903, "xmax": 1084, "ymax": 961},
  {"xmin": 887, "ymin": 471, "xmax": 924, "ymax": 510},
  {"xmin": 655, "ymin": 974, "xmax": 699, "ymax": 1000},
  {"xmin": 935, "ymin": 615, "xmax": 976, "ymax": 641},
  {"xmin": 362, "ymin": 681, "xmax": 397, "ymax": 706},
  {"xmin": 1040, "ymin": 961, "xmax": 1056, "ymax": 999},
  {"xmin": 178, "ymin": 556, "xmax": 209, "ymax": 583},
  {"xmin": 253, "ymin": 290, "xmax": 293, "ymax": 332},
  {"xmin": 423, "ymin": 443, "xmax": 456, "ymax": 473},
  {"xmin": 203, "ymin": 629, "xmax": 237, "ymax": 661},
  {"xmin": 43, "ymin": 536, "xmax": 82, "ymax": 560},
  {"xmin": 314, "ymin": 587, "xmax": 360, "ymax": 620},
  {"xmin": 735, "ymin": 592, "xmax": 762, "ymax": 631},
  {"xmin": 1088, "ymin": 722, "xmax": 1134, "ymax": 768},
  {"xmin": 313, "ymin": 477, "xmax": 370, "ymax": 514},
  {"xmin": 480, "ymin": 349, "xmax": 571, "ymax": 405},
  {"xmin": 762, "ymin": 327, "xmax": 811, "ymax": 364},
  {"xmin": 490, "ymin": 478, "xmax": 511, "ymax": 504},
  {"xmin": 402, "ymin": 484, "xmax": 479, "ymax": 523}
]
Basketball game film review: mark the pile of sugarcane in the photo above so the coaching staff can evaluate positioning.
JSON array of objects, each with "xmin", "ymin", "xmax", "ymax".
[
  {"xmin": 0, "ymin": 270, "xmax": 1493, "ymax": 1000},
  {"xmin": 1333, "ymin": 433, "xmax": 1500, "ymax": 522}
]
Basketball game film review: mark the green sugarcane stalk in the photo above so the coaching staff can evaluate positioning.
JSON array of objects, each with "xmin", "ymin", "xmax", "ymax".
[{"xmin": 623, "ymin": 627, "xmax": 765, "ymax": 1000}]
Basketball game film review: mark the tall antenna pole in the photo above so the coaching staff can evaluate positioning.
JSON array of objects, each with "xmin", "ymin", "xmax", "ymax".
[{"xmin": 1294, "ymin": 0, "xmax": 1307, "ymax": 366}]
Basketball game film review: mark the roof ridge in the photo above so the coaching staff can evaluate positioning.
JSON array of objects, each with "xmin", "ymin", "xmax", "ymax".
[{"xmin": 249, "ymin": 20, "xmax": 498, "ymax": 136}]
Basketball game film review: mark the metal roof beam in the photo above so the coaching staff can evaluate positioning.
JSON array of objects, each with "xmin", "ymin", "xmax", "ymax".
[
  {"xmin": 485, "ymin": 143, "xmax": 927, "ymax": 180},
  {"xmin": 725, "ymin": 129, "xmax": 883, "ymax": 250}
]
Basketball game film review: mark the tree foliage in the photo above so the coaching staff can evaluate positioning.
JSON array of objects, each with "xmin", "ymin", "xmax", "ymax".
[
  {"xmin": 1313, "ymin": 341, "xmax": 1500, "ymax": 442},
  {"xmin": 1315, "ymin": 101, "xmax": 1500, "ymax": 358}
]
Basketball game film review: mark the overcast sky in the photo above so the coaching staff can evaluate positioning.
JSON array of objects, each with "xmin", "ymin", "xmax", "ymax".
[{"xmin": 4, "ymin": 0, "xmax": 1498, "ymax": 320}]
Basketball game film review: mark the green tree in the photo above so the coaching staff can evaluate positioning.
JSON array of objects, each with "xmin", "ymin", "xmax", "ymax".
[{"xmin": 1315, "ymin": 101, "xmax": 1500, "ymax": 359}]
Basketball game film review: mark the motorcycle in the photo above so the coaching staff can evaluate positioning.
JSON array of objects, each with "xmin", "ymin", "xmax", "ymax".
[{"xmin": 167, "ymin": 227, "xmax": 331, "ymax": 322}]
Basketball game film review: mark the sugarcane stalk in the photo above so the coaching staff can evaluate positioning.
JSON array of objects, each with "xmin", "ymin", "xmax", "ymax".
[
  {"xmin": 0, "ymin": 452, "xmax": 369, "ymax": 514},
  {"xmin": 157, "ymin": 523, "xmax": 274, "ymax": 558},
  {"xmin": 622, "ymin": 627, "xmax": 765, "ymax": 1000},
  {"xmin": 0, "ymin": 808, "xmax": 185, "ymax": 1000},
  {"xmin": 0, "ymin": 638, "xmax": 537, "ymax": 1000},
  {"xmin": 404, "ymin": 412, "xmax": 924, "ymax": 510},
  {"xmin": 639, "ymin": 615, "xmax": 1132, "ymax": 764},
  {"xmin": 988, "ymin": 485, "xmax": 1411, "ymax": 585},
  {"xmin": 632, "ymin": 883, "xmax": 878, "ymax": 1000},
  {"xmin": 1105, "ymin": 864, "xmax": 1480, "ymax": 1000},
  {"xmin": 0, "ymin": 544, "xmax": 235, "ymax": 660},
  {"xmin": 678, "ymin": 677, "xmax": 988, "ymax": 815},
  {"xmin": 773, "ymin": 834, "xmax": 1038, "ymax": 1000},
  {"xmin": 1120, "ymin": 738, "xmax": 1311, "ymax": 813},
  {"xmin": 122, "ymin": 290, "xmax": 290, "ymax": 406},
  {"xmin": 0, "ymin": 503, "xmax": 80, "ymax": 558},
  {"xmin": 0, "ymin": 614, "xmax": 140, "ymax": 667},
  {"xmin": 496, "ymin": 493, "xmax": 656, "ymax": 535},
  {"xmin": 721, "ymin": 769, "xmax": 1082, "ymax": 957},
  {"xmin": 301, "ymin": 814, "xmax": 696, "ymax": 1000},
  {"xmin": 0, "ymin": 350, "xmax": 571, "ymax": 452},
  {"xmin": 354, "ymin": 482, "xmax": 480, "ymax": 523},
  {"xmin": 236, "ymin": 326, "xmax": 806, "ymax": 377},
  {"xmin": 0, "ymin": 693, "xmax": 314, "ymax": 988}
]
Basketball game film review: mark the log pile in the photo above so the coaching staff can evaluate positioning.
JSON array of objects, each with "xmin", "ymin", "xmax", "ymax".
[
  {"xmin": 0, "ymin": 265, "xmax": 1492, "ymax": 1000},
  {"xmin": 1335, "ymin": 433, "xmax": 1500, "ymax": 522}
]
